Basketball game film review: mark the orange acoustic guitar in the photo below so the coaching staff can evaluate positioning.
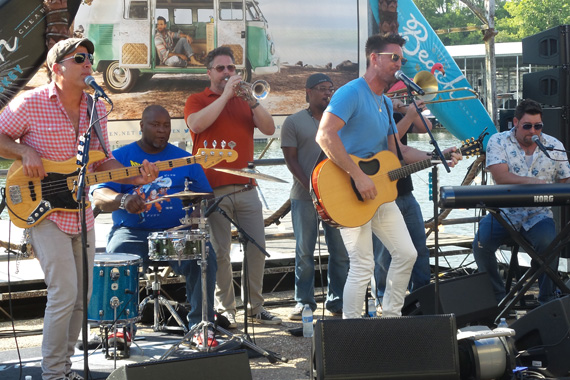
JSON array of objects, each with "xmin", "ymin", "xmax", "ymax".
[
  {"xmin": 311, "ymin": 138, "xmax": 482, "ymax": 228},
  {"xmin": 5, "ymin": 148, "xmax": 237, "ymax": 229}
]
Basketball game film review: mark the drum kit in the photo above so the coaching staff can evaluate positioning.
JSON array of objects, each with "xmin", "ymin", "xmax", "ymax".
[{"xmin": 87, "ymin": 165, "xmax": 288, "ymax": 360}]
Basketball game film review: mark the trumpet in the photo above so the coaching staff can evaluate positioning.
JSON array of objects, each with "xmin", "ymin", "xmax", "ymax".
[
  {"xmin": 387, "ymin": 71, "xmax": 478, "ymax": 104},
  {"xmin": 232, "ymin": 79, "xmax": 271, "ymax": 101}
]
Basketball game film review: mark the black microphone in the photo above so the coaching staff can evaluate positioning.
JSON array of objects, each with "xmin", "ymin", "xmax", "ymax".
[
  {"xmin": 395, "ymin": 70, "xmax": 425, "ymax": 96},
  {"xmin": 84, "ymin": 75, "xmax": 113, "ymax": 105},
  {"xmin": 532, "ymin": 135, "xmax": 552, "ymax": 159},
  {"xmin": 204, "ymin": 196, "xmax": 224, "ymax": 218}
]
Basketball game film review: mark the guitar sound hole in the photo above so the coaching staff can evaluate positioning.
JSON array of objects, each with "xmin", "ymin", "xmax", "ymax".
[{"xmin": 358, "ymin": 159, "xmax": 380, "ymax": 175}]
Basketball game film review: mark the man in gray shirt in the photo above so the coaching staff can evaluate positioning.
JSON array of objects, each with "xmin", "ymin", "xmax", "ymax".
[{"xmin": 281, "ymin": 73, "xmax": 349, "ymax": 319}]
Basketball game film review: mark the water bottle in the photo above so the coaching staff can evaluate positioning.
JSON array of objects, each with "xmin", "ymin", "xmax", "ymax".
[
  {"xmin": 367, "ymin": 298, "xmax": 377, "ymax": 317},
  {"xmin": 302, "ymin": 304, "xmax": 313, "ymax": 337},
  {"xmin": 498, "ymin": 317, "xmax": 508, "ymax": 328}
]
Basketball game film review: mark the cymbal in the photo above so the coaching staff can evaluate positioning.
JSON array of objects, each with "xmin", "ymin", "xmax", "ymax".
[
  {"xmin": 162, "ymin": 191, "xmax": 212, "ymax": 199},
  {"xmin": 213, "ymin": 168, "xmax": 288, "ymax": 183}
]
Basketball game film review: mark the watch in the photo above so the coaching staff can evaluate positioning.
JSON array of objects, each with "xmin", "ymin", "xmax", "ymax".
[{"xmin": 119, "ymin": 193, "xmax": 129, "ymax": 210}]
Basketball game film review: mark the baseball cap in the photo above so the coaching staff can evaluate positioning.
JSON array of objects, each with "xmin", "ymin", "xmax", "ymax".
[
  {"xmin": 306, "ymin": 73, "xmax": 333, "ymax": 89},
  {"xmin": 46, "ymin": 38, "xmax": 95, "ymax": 70}
]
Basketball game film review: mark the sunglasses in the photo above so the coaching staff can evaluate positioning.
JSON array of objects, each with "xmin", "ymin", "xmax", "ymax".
[
  {"xmin": 58, "ymin": 53, "xmax": 94, "ymax": 65},
  {"xmin": 521, "ymin": 123, "xmax": 544, "ymax": 130},
  {"xmin": 376, "ymin": 52, "xmax": 408, "ymax": 65},
  {"xmin": 313, "ymin": 86, "xmax": 335, "ymax": 93},
  {"xmin": 211, "ymin": 64, "xmax": 236, "ymax": 72}
]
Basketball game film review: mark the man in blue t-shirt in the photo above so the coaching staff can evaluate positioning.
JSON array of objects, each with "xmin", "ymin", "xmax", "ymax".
[{"xmin": 92, "ymin": 105, "xmax": 217, "ymax": 347}]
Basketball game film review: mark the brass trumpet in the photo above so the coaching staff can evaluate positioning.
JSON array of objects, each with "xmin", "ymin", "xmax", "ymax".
[
  {"xmin": 387, "ymin": 71, "xmax": 478, "ymax": 104},
  {"xmin": 234, "ymin": 79, "xmax": 271, "ymax": 101}
]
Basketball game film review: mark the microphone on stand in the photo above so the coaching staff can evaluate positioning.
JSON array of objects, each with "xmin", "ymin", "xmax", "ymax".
[
  {"xmin": 395, "ymin": 70, "xmax": 425, "ymax": 96},
  {"xmin": 204, "ymin": 196, "xmax": 224, "ymax": 218},
  {"xmin": 84, "ymin": 75, "xmax": 113, "ymax": 106},
  {"xmin": 532, "ymin": 135, "xmax": 552, "ymax": 159}
]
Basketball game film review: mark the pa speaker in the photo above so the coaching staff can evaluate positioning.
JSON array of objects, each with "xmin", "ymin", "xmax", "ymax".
[
  {"xmin": 312, "ymin": 315, "xmax": 460, "ymax": 380},
  {"xmin": 523, "ymin": 67, "xmax": 570, "ymax": 107},
  {"xmin": 522, "ymin": 24, "xmax": 570, "ymax": 66},
  {"xmin": 511, "ymin": 296, "xmax": 570, "ymax": 377},
  {"xmin": 499, "ymin": 109, "xmax": 515, "ymax": 132},
  {"xmin": 402, "ymin": 272, "xmax": 498, "ymax": 328},
  {"xmin": 107, "ymin": 350, "xmax": 252, "ymax": 380}
]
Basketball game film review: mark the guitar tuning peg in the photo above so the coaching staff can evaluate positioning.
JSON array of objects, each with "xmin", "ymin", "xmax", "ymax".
[
  {"xmin": 203, "ymin": 140, "xmax": 208, "ymax": 148},
  {"xmin": 228, "ymin": 141, "xmax": 236, "ymax": 150},
  {"xmin": 221, "ymin": 140, "xmax": 226, "ymax": 149},
  {"xmin": 213, "ymin": 140, "xmax": 218, "ymax": 149}
]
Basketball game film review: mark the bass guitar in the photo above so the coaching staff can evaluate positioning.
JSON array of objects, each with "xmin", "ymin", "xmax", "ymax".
[
  {"xmin": 5, "ymin": 148, "xmax": 237, "ymax": 228},
  {"xmin": 311, "ymin": 138, "xmax": 482, "ymax": 228}
]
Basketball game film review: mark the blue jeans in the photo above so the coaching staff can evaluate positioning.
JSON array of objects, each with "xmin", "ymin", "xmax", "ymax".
[
  {"xmin": 107, "ymin": 226, "xmax": 217, "ymax": 326},
  {"xmin": 373, "ymin": 193, "xmax": 430, "ymax": 301},
  {"xmin": 164, "ymin": 38, "xmax": 193, "ymax": 67},
  {"xmin": 472, "ymin": 214, "xmax": 559, "ymax": 304},
  {"xmin": 291, "ymin": 199, "xmax": 349, "ymax": 312}
]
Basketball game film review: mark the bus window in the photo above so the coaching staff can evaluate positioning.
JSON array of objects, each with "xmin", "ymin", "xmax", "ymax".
[
  {"xmin": 155, "ymin": 8, "xmax": 169, "ymax": 22},
  {"xmin": 197, "ymin": 9, "xmax": 214, "ymax": 23},
  {"xmin": 219, "ymin": 2, "xmax": 243, "ymax": 21},
  {"xmin": 174, "ymin": 8, "xmax": 193, "ymax": 25},
  {"xmin": 125, "ymin": 0, "xmax": 147, "ymax": 19}
]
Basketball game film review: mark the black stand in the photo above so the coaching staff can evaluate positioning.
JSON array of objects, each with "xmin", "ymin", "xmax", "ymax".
[
  {"xmin": 431, "ymin": 165, "xmax": 440, "ymax": 314},
  {"xmin": 488, "ymin": 209, "xmax": 570, "ymax": 321}
]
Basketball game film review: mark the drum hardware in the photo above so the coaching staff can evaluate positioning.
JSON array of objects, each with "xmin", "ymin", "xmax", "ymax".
[{"xmin": 212, "ymin": 167, "xmax": 288, "ymax": 183}]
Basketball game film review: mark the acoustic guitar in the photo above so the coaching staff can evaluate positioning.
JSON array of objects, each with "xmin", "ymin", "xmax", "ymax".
[
  {"xmin": 311, "ymin": 138, "xmax": 482, "ymax": 228},
  {"xmin": 5, "ymin": 148, "xmax": 237, "ymax": 228}
]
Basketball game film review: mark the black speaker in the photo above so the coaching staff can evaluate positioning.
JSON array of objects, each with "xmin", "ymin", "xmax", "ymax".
[
  {"xmin": 499, "ymin": 109, "xmax": 515, "ymax": 132},
  {"xmin": 523, "ymin": 67, "xmax": 570, "ymax": 107},
  {"xmin": 522, "ymin": 24, "xmax": 570, "ymax": 66},
  {"xmin": 511, "ymin": 296, "xmax": 570, "ymax": 377},
  {"xmin": 107, "ymin": 350, "xmax": 252, "ymax": 380},
  {"xmin": 402, "ymin": 273, "xmax": 498, "ymax": 328},
  {"xmin": 312, "ymin": 315, "xmax": 460, "ymax": 380}
]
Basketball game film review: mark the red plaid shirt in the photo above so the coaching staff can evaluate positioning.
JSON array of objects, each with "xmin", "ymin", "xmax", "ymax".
[{"xmin": 0, "ymin": 82, "xmax": 113, "ymax": 234}]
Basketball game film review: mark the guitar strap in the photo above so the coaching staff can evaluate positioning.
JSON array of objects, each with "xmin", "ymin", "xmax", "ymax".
[
  {"xmin": 383, "ymin": 97, "xmax": 405, "ymax": 162},
  {"xmin": 86, "ymin": 95, "xmax": 110, "ymax": 158}
]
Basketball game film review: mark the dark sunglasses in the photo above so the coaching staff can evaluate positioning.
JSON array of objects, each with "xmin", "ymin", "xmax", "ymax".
[
  {"xmin": 376, "ymin": 52, "xmax": 408, "ymax": 65},
  {"xmin": 211, "ymin": 64, "xmax": 236, "ymax": 72},
  {"xmin": 521, "ymin": 123, "xmax": 544, "ymax": 130},
  {"xmin": 58, "ymin": 53, "xmax": 94, "ymax": 65}
]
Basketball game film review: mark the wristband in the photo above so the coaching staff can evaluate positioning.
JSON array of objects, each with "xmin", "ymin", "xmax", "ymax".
[
  {"xmin": 251, "ymin": 102, "xmax": 260, "ymax": 109},
  {"xmin": 119, "ymin": 193, "xmax": 129, "ymax": 210}
]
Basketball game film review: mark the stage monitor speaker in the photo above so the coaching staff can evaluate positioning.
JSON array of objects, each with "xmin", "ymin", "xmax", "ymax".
[
  {"xmin": 522, "ymin": 24, "xmax": 570, "ymax": 66},
  {"xmin": 511, "ymin": 296, "xmax": 570, "ymax": 377},
  {"xmin": 523, "ymin": 67, "xmax": 569, "ymax": 107},
  {"xmin": 107, "ymin": 350, "xmax": 252, "ymax": 380},
  {"xmin": 312, "ymin": 315, "xmax": 460, "ymax": 380},
  {"xmin": 499, "ymin": 109, "xmax": 515, "ymax": 132},
  {"xmin": 402, "ymin": 272, "xmax": 498, "ymax": 328}
]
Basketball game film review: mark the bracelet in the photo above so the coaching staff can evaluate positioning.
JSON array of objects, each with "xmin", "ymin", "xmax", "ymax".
[
  {"xmin": 118, "ymin": 193, "xmax": 129, "ymax": 210},
  {"xmin": 250, "ymin": 102, "xmax": 260, "ymax": 109}
]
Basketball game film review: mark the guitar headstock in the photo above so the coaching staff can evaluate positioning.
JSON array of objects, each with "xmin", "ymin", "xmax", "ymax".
[
  {"xmin": 459, "ymin": 136, "xmax": 484, "ymax": 158},
  {"xmin": 195, "ymin": 148, "xmax": 239, "ymax": 168}
]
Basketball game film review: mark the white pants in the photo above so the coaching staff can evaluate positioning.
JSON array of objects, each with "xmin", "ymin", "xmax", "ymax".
[
  {"xmin": 30, "ymin": 220, "xmax": 95, "ymax": 380},
  {"xmin": 340, "ymin": 201, "xmax": 416, "ymax": 318}
]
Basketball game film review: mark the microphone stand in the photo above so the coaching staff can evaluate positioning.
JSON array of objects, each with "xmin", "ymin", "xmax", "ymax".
[{"xmin": 406, "ymin": 86, "xmax": 450, "ymax": 173}]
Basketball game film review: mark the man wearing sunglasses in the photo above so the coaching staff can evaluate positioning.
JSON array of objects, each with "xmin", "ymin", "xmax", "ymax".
[
  {"xmin": 184, "ymin": 46, "xmax": 280, "ymax": 327},
  {"xmin": 0, "ymin": 38, "xmax": 158, "ymax": 380},
  {"xmin": 155, "ymin": 16, "xmax": 199, "ymax": 67},
  {"xmin": 472, "ymin": 98, "xmax": 570, "ymax": 304},
  {"xmin": 316, "ymin": 33, "xmax": 462, "ymax": 319}
]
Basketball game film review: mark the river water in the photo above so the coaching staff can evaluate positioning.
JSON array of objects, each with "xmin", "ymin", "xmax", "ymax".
[{"xmin": 0, "ymin": 129, "xmax": 483, "ymax": 237}]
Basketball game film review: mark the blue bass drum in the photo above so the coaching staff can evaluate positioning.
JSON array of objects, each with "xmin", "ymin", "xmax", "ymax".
[{"xmin": 88, "ymin": 253, "xmax": 142, "ymax": 324}]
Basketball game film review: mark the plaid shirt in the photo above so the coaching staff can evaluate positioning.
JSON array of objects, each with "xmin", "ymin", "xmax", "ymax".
[
  {"xmin": 0, "ymin": 82, "xmax": 113, "ymax": 234},
  {"xmin": 154, "ymin": 30, "xmax": 180, "ymax": 64}
]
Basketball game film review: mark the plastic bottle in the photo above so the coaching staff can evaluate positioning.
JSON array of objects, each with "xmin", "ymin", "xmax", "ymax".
[
  {"xmin": 368, "ymin": 298, "xmax": 377, "ymax": 317},
  {"xmin": 302, "ymin": 304, "xmax": 313, "ymax": 337},
  {"xmin": 498, "ymin": 317, "xmax": 508, "ymax": 328}
]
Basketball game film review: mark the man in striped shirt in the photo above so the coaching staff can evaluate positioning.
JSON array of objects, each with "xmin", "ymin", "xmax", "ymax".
[{"xmin": 0, "ymin": 38, "xmax": 158, "ymax": 380}]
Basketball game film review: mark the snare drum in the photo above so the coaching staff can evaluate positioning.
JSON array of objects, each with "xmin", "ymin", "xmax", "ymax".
[
  {"xmin": 88, "ymin": 253, "xmax": 141, "ymax": 324},
  {"xmin": 148, "ymin": 230, "xmax": 207, "ymax": 261}
]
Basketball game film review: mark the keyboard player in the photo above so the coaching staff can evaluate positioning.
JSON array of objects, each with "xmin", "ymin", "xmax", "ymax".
[{"xmin": 472, "ymin": 99, "xmax": 570, "ymax": 304}]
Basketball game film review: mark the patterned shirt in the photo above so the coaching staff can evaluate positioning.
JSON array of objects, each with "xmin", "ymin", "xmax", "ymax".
[
  {"xmin": 0, "ymin": 82, "xmax": 113, "ymax": 234},
  {"xmin": 486, "ymin": 128, "xmax": 570, "ymax": 230},
  {"xmin": 155, "ymin": 30, "xmax": 180, "ymax": 64}
]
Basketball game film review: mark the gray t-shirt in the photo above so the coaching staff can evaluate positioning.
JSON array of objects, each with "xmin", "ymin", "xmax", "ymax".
[{"xmin": 280, "ymin": 109, "xmax": 323, "ymax": 201}]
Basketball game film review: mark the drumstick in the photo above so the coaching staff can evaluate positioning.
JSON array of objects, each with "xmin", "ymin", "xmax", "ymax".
[{"xmin": 146, "ymin": 197, "xmax": 167, "ymax": 205}]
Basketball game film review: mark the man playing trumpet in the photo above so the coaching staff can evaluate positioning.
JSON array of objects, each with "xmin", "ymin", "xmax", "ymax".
[{"xmin": 184, "ymin": 46, "xmax": 281, "ymax": 328}]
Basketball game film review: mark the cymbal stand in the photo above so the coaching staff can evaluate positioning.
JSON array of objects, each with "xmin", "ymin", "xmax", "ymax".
[{"xmin": 160, "ymin": 200, "xmax": 287, "ymax": 363}]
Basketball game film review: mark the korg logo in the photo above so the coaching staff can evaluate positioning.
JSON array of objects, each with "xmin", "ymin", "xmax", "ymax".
[{"xmin": 534, "ymin": 195, "xmax": 554, "ymax": 202}]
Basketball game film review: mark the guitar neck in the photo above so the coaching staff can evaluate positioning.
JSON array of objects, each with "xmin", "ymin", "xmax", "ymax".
[
  {"xmin": 388, "ymin": 152, "xmax": 452, "ymax": 181},
  {"xmin": 84, "ymin": 156, "xmax": 200, "ymax": 186}
]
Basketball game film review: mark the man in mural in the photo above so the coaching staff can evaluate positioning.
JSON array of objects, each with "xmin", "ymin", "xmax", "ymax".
[
  {"xmin": 92, "ymin": 105, "xmax": 218, "ymax": 348},
  {"xmin": 281, "ymin": 73, "xmax": 349, "ymax": 320},
  {"xmin": 155, "ymin": 16, "xmax": 199, "ymax": 67},
  {"xmin": 185, "ymin": 46, "xmax": 281, "ymax": 328},
  {"xmin": 472, "ymin": 98, "xmax": 570, "ymax": 304},
  {"xmin": 372, "ymin": 98, "xmax": 432, "ymax": 313},
  {"xmin": 0, "ymin": 38, "xmax": 158, "ymax": 380},
  {"xmin": 316, "ymin": 33, "xmax": 461, "ymax": 319}
]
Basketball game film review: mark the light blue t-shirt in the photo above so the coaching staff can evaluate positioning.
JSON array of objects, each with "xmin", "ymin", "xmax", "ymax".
[{"xmin": 325, "ymin": 77, "xmax": 396, "ymax": 158}]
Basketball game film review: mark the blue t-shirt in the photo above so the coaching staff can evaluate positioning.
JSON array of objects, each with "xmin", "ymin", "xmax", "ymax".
[
  {"xmin": 325, "ymin": 77, "xmax": 396, "ymax": 158},
  {"xmin": 91, "ymin": 142, "xmax": 212, "ymax": 230}
]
